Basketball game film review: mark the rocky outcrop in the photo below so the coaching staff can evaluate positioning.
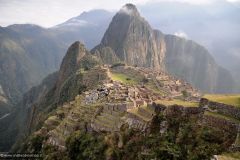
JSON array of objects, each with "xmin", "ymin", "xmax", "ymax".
[
  {"xmin": 93, "ymin": 47, "xmax": 119, "ymax": 64},
  {"xmin": 55, "ymin": 41, "xmax": 100, "ymax": 101},
  {"xmin": 57, "ymin": 41, "xmax": 87, "ymax": 82},
  {"xmin": 92, "ymin": 3, "xmax": 165, "ymax": 70}
]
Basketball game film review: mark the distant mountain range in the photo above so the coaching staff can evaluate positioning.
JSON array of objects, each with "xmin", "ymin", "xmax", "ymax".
[
  {"xmin": 0, "ymin": 9, "xmax": 113, "ymax": 112},
  {"xmin": 0, "ymin": 25, "xmax": 66, "ymax": 118}
]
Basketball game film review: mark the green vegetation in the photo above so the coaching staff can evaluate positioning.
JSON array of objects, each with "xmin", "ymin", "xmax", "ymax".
[
  {"xmin": 43, "ymin": 145, "xmax": 68, "ymax": 160},
  {"xmin": 79, "ymin": 54, "xmax": 100, "ymax": 71},
  {"xmin": 111, "ymin": 73, "xmax": 137, "ymax": 85},
  {"xmin": 77, "ymin": 68, "xmax": 87, "ymax": 74},
  {"xmin": 59, "ymin": 73, "xmax": 87, "ymax": 104},
  {"xmin": 145, "ymin": 79, "xmax": 166, "ymax": 96},
  {"xmin": 181, "ymin": 90, "xmax": 189, "ymax": 98},
  {"xmin": 69, "ymin": 113, "xmax": 226, "ymax": 160},
  {"xmin": 66, "ymin": 131, "xmax": 107, "ymax": 160},
  {"xmin": 26, "ymin": 105, "xmax": 233, "ymax": 160},
  {"xmin": 44, "ymin": 115, "xmax": 61, "ymax": 130},
  {"xmin": 29, "ymin": 134, "xmax": 44, "ymax": 153},
  {"xmin": 205, "ymin": 111, "xmax": 240, "ymax": 123},
  {"xmin": 110, "ymin": 67, "xmax": 165, "ymax": 96},
  {"xmin": 142, "ymin": 105, "xmax": 155, "ymax": 114},
  {"xmin": 156, "ymin": 99, "xmax": 199, "ymax": 107},
  {"xmin": 204, "ymin": 94, "xmax": 240, "ymax": 107}
]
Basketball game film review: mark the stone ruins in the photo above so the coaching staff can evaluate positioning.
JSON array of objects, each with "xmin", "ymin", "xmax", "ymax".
[{"xmin": 36, "ymin": 65, "xmax": 240, "ymax": 152}]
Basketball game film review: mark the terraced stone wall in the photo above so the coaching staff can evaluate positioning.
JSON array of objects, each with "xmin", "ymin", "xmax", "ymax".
[
  {"xmin": 125, "ymin": 112, "xmax": 150, "ymax": 131},
  {"xmin": 164, "ymin": 105, "xmax": 203, "ymax": 117},
  {"xmin": 202, "ymin": 114, "xmax": 238, "ymax": 134},
  {"xmin": 200, "ymin": 98, "xmax": 240, "ymax": 120}
]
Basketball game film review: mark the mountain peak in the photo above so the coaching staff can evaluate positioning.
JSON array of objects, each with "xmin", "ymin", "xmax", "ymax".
[
  {"xmin": 66, "ymin": 41, "xmax": 86, "ymax": 62},
  {"xmin": 93, "ymin": 3, "xmax": 165, "ymax": 70},
  {"xmin": 59, "ymin": 41, "xmax": 86, "ymax": 75},
  {"xmin": 119, "ymin": 3, "xmax": 140, "ymax": 17}
]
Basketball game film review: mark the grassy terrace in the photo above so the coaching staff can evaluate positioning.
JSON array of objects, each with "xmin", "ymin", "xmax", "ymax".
[
  {"xmin": 145, "ymin": 79, "xmax": 166, "ymax": 96},
  {"xmin": 204, "ymin": 94, "xmax": 240, "ymax": 108},
  {"xmin": 110, "ymin": 72, "xmax": 138, "ymax": 85},
  {"xmin": 128, "ymin": 105, "xmax": 154, "ymax": 122},
  {"xmin": 94, "ymin": 118, "xmax": 115, "ymax": 129},
  {"xmin": 110, "ymin": 68, "xmax": 167, "ymax": 96},
  {"xmin": 44, "ymin": 115, "xmax": 61, "ymax": 130},
  {"xmin": 155, "ymin": 99, "xmax": 199, "ymax": 107},
  {"xmin": 142, "ymin": 105, "xmax": 155, "ymax": 115},
  {"xmin": 205, "ymin": 111, "xmax": 240, "ymax": 123}
]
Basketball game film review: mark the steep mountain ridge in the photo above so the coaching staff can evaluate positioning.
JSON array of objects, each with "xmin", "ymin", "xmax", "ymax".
[
  {"xmin": 92, "ymin": 4, "xmax": 165, "ymax": 70},
  {"xmin": 0, "ymin": 41, "xmax": 103, "ymax": 151},
  {"xmin": 26, "ymin": 41, "xmax": 100, "ymax": 126},
  {"xmin": 93, "ymin": 3, "xmax": 235, "ymax": 93},
  {"xmin": 54, "ymin": 41, "xmax": 100, "ymax": 103}
]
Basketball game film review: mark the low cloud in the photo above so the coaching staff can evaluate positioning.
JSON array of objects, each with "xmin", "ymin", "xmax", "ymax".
[{"xmin": 174, "ymin": 30, "xmax": 188, "ymax": 39}]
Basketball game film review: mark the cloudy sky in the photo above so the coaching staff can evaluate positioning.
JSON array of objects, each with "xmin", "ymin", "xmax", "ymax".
[{"xmin": 0, "ymin": 0, "xmax": 239, "ymax": 27}]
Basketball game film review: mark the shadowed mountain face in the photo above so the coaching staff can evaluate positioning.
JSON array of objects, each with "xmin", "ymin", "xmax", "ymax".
[
  {"xmin": 164, "ymin": 35, "xmax": 235, "ymax": 93},
  {"xmin": 0, "ymin": 25, "xmax": 66, "ymax": 104},
  {"xmin": 138, "ymin": 2, "xmax": 240, "ymax": 86},
  {"xmin": 92, "ymin": 3, "xmax": 235, "ymax": 93}
]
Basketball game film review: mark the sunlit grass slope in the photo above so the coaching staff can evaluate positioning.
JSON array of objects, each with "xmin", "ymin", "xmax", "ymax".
[{"xmin": 204, "ymin": 94, "xmax": 240, "ymax": 108}]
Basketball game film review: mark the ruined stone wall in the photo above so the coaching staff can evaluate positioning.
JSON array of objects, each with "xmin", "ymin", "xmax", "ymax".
[
  {"xmin": 200, "ymin": 98, "xmax": 240, "ymax": 120},
  {"xmin": 151, "ymin": 103, "xmax": 166, "ymax": 114},
  {"xmin": 105, "ymin": 103, "xmax": 127, "ymax": 112},
  {"xmin": 125, "ymin": 112, "xmax": 150, "ymax": 131},
  {"xmin": 164, "ymin": 105, "xmax": 203, "ymax": 117},
  {"xmin": 138, "ymin": 107, "xmax": 153, "ymax": 118},
  {"xmin": 202, "ymin": 114, "xmax": 238, "ymax": 134},
  {"xmin": 183, "ymin": 107, "xmax": 203, "ymax": 115}
]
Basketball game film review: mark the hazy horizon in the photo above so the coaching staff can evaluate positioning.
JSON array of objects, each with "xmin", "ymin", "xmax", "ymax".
[{"xmin": 0, "ymin": 0, "xmax": 239, "ymax": 27}]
